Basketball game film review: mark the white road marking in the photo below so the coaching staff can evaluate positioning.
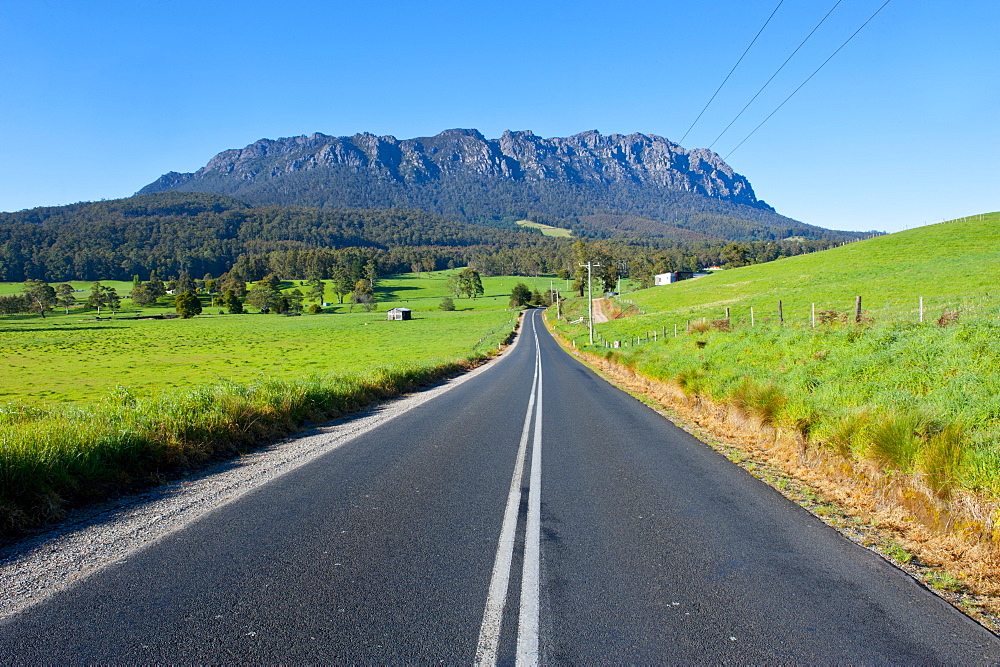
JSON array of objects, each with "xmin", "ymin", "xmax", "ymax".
[
  {"xmin": 475, "ymin": 312, "xmax": 544, "ymax": 666},
  {"xmin": 517, "ymin": 321, "xmax": 543, "ymax": 666}
]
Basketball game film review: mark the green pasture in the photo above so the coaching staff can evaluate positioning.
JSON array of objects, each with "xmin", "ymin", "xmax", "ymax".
[
  {"xmin": 0, "ymin": 270, "xmax": 555, "ymax": 405},
  {"xmin": 2, "ymin": 272, "xmax": 561, "ymax": 316},
  {"xmin": 614, "ymin": 212, "xmax": 1000, "ymax": 332},
  {"xmin": 372, "ymin": 271, "xmax": 562, "ymax": 311},
  {"xmin": 0, "ymin": 308, "xmax": 516, "ymax": 404},
  {"xmin": 0, "ymin": 280, "xmax": 135, "ymax": 299},
  {"xmin": 0, "ymin": 270, "xmax": 535, "ymax": 533},
  {"xmin": 515, "ymin": 219, "xmax": 574, "ymax": 238}
]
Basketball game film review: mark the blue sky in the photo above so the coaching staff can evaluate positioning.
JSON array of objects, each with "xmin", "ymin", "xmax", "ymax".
[{"xmin": 1, "ymin": 0, "xmax": 996, "ymax": 233}]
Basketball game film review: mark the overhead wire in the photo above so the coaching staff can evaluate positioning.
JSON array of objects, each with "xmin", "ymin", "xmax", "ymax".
[
  {"xmin": 724, "ymin": 0, "xmax": 894, "ymax": 160},
  {"xmin": 678, "ymin": 0, "xmax": 785, "ymax": 146},
  {"xmin": 708, "ymin": 0, "xmax": 844, "ymax": 150}
]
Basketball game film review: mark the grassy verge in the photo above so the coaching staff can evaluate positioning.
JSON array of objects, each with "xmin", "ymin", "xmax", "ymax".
[
  {"xmin": 0, "ymin": 362, "xmax": 486, "ymax": 536},
  {"xmin": 553, "ymin": 295, "xmax": 1000, "ymax": 513},
  {"xmin": 546, "ymin": 309, "xmax": 1000, "ymax": 624},
  {"xmin": 547, "ymin": 212, "xmax": 1000, "ymax": 610}
]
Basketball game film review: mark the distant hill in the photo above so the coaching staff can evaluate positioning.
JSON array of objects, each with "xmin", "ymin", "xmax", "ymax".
[{"xmin": 138, "ymin": 129, "xmax": 870, "ymax": 243}]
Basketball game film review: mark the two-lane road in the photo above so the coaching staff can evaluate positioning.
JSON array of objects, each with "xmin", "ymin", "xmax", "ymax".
[{"xmin": 2, "ymin": 310, "xmax": 997, "ymax": 662}]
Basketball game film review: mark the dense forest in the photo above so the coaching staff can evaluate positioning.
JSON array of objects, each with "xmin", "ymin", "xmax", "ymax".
[{"xmin": 0, "ymin": 192, "xmax": 842, "ymax": 285}]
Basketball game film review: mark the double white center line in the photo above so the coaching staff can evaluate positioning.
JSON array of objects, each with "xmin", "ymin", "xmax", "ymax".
[{"xmin": 475, "ymin": 317, "xmax": 543, "ymax": 666}]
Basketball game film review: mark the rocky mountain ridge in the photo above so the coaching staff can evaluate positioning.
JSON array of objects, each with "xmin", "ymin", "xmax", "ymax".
[
  {"xmin": 138, "ymin": 128, "xmax": 872, "ymax": 242},
  {"xmin": 143, "ymin": 128, "xmax": 769, "ymax": 210}
]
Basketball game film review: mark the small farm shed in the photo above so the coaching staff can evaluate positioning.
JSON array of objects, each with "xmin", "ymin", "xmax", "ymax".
[
  {"xmin": 654, "ymin": 272, "xmax": 679, "ymax": 286},
  {"xmin": 387, "ymin": 307, "xmax": 412, "ymax": 321}
]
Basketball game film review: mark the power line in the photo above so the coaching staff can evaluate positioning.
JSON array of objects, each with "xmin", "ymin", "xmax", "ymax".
[
  {"xmin": 678, "ymin": 0, "xmax": 785, "ymax": 146},
  {"xmin": 724, "ymin": 0, "xmax": 894, "ymax": 160},
  {"xmin": 708, "ymin": 0, "xmax": 844, "ymax": 150}
]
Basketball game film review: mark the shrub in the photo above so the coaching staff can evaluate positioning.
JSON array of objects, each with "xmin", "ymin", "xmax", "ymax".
[
  {"xmin": 307, "ymin": 304, "xmax": 323, "ymax": 314},
  {"xmin": 689, "ymin": 320, "xmax": 711, "ymax": 334},
  {"xmin": 440, "ymin": 297, "xmax": 455, "ymax": 311}
]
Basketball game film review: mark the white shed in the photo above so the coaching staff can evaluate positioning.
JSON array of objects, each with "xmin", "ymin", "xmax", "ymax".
[
  {"xmin": 387, "ymin": 307, "xmax": 412, "ymax": 321},
  {"xmin": 654, "ymin": 272, "xmax": 679, "ymax": 286}
]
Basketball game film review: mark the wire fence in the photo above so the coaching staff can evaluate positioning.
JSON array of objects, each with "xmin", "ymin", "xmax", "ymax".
[
  {"xmin": 587, "ymin": 293, "xmax": 1000, "ymax": 349},
  {"xmin": 472, "ymin": 312, "xmax": 521, "ymax": 351}
]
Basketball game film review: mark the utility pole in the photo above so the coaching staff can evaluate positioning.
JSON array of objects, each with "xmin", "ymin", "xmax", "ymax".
[
  {"xmin": 549, "ymin": 279, "xmax": 561, "ymax": 319},
  {"xmin": 580, "ymin": 261, "xmax": 602, "ymax": 345}
]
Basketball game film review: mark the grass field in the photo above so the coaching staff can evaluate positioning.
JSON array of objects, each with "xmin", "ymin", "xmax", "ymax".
[
  {"xmin": 372, "ymin": 271, "xmax": 560, "ymax": 311},
  {"xmin": 515, "ymin": 219, "xmax": 574, "ymax": 237},
  {"xmin": 0, "ymin": 271, "xmax": 559, "ymax": 404},
  {"xmin": 613, "ymin": 212, "xmax": 1000, "ymax": 331},
  {"xmin": 0, "ymin": 309, "xmax": 516, "ymax": 404},
  {"xmin": 552, "ymin": 213, "xmax": 1000, "ymax": 503}
]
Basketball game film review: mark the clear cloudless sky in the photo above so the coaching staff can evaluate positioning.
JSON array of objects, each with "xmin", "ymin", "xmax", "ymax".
[{"xmin": 1, "ymin": 0, "xmax": 996, "ymax": 233}]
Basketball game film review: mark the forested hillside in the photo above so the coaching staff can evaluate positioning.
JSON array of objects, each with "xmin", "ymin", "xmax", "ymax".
[
  {"xmin": 0, "ymin": 192, "xmax": 843, "ymax": 283},
  {"xmin": 0, "ymin": 192, "xmax": 546, "ymax": 281}
]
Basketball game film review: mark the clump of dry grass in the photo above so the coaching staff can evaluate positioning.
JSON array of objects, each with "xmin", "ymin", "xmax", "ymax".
[
  {"xmin": 729, "ymin": 379, "xmax": 787, "ymax": 426},
  {"xmin": 688, "ymin": 319, "xmax": 711, "ymax": 334},
  {"xmin": 938, "ymin": 309, "xmax": 961, "ymax": 327}
]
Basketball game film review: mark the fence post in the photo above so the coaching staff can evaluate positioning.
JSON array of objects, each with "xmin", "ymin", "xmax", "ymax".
[
  {"xmin": 778, "ymin": 300, "xmax": 783, "ymax": 324},
  {"xmin": 674, "ymin": 324, "xmax": 678, "ymax": 337},
  {"xmin": 855, "ymin": 296, "xmax": 862, "ymax": 323},
  {"xmin": 750, "ymin": 306, "xmax": 754, "ymax": 327},
  {"xmin": 919, "ymin": 296, "xmax": 924, "ymax": 323},
  {"xmin": 811, "ymin": 303, "xmax": 815, "ymax": 328}
]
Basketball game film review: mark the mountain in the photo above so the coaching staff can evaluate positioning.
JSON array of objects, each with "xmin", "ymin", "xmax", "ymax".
[{"xmin": 139, "ymin": 129, "xmax": 867, "ymax": 242}]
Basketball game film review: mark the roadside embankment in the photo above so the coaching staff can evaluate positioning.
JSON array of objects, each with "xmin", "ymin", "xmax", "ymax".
[{"xmin": 545, "ymin": 308, "xmax": 1000, "ymax": 629}]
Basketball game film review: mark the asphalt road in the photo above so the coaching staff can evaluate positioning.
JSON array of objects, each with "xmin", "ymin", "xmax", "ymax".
[{"xmin": 2, "ymin": 310, "xmax": 998, "ymax": 662}]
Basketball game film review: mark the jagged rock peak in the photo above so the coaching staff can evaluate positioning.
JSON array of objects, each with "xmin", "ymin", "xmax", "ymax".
[{"xmin": 140, "ymin": 128, "xmax": 768, "ymax": 209}]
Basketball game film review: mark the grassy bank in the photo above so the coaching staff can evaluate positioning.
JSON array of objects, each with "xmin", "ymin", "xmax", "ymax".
[
  {"xmin": 551, "ymin": 214, "xmax": 1000, "ymax": 540},
  {"xmin": 555, "ymin": 311, "xmax": 1000, "ymax": 502},
  {"xmin": 0, "ymin": 360, "xmax": 492, "ymax": 535}
]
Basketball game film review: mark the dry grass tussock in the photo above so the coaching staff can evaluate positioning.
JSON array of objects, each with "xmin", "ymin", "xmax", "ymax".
[{"xmin": 565, "ymin": 344, "xmax": 1000, "ymax": 629}]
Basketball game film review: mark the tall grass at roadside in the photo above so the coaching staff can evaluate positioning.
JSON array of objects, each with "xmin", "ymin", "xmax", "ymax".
[
  {"xmin": 551, "ymin": 304, "xmax": 1000, "ymax": 503},
  {"xmin": 0, "ymin": 360, "xmax": 482, "ymax": 535}
]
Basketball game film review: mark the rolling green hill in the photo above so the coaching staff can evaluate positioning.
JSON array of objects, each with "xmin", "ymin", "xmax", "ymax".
[{"xmin": 623, "ymin": 212, "xmax": 1000, "ymax": 327}]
